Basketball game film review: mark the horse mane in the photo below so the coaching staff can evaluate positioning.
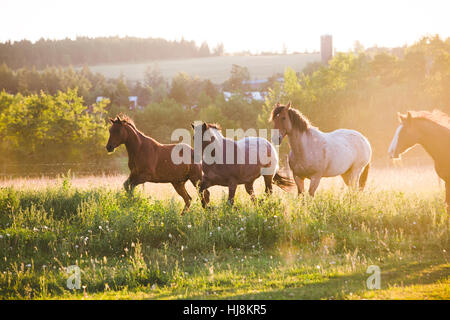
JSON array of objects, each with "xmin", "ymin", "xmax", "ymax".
[
  {"xmin": 205, "ymin": 122, "xmax": 222, "ymax": 131},
  {"xmin": 270, "ymin": 105, "xmax": 311, "ymax": 132},
  {"xmin": 113, "ymin": 113, "xmax": 148, "ymax": 137},
  {"xmin": 408, "ymin": 110, "xmax": 450, "ymax": 129}
]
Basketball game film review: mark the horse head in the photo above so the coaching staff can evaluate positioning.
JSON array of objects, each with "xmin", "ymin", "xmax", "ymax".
[
  {"xmin": 388, "ymin": 112, "xmax": 418, "ymax": 159},
  {"xmin": 106, "ymin": 116, "xmax": 129, "ymax": 152}
]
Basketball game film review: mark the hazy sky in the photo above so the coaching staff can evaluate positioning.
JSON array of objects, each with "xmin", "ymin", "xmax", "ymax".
[{"xmin": 1, "ymin": 0, "xmax": 449, "ymax": 53}]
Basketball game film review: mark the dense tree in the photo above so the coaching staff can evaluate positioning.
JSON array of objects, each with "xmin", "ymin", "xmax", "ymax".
[
  {"xmin": 222, "ymin": 64, "xmax": 250, "ymax": 92},
  {"xmin": 0, "ymin": 36, "xmax": 214, "ymax": 69},
  {"xmin": 0, "ymin": 89, "xmax": 108, "ymax": 170}
]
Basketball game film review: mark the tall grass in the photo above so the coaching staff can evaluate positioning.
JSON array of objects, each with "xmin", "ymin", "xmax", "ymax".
[{"xmin": 0, "ymin": 172, "xmax": 448, "ymax": 299}]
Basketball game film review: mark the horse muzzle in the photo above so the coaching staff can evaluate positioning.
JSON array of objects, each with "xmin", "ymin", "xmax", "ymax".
[
  {"xmin": 388, "ymin": 149, "xmax": 400, "ymax": 159},
  {"xmin": 106, "ymin": 144, "xmax": 115, "ymax": 152},
  {"xmin": 271, "ymin": 133, "xmax": 284, "ymax": 146}
]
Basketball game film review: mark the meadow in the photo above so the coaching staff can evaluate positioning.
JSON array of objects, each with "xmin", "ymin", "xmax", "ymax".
[
  {"xmin": 84, "ymin": 53, "xmax": 321, "ymax": 83},
  {"xmin": 0, "ymin": 162, "xmax": 448, "ymax": 300}
]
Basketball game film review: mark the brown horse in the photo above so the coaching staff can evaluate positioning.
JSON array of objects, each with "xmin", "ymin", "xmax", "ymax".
[
  {"xmin": 106, "ymin": 114, "xmax": 208, "ymax": 211},
  {"xmin": 192, "ymin": 122, "xmax": 294, "ymax": 206},
  {"xmin": 388, "ymin": 110, "xmax": 450, "ymax": 211}
]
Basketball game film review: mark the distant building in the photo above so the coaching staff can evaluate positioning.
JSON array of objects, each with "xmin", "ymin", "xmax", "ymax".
[
  {"xmin": 321, "ymin": 35, "xmax": 333, "ymax": 64},
  {"xmin": 223, "ymin": 91, "xmax": 267, "ymax": 102},
  {"xmin": 128, "ymin": 96, "xmax": 138, "ymax": 110},
  {"xmin": 96, "ymin": 96, "xmax": 106, "ymax": 103}
]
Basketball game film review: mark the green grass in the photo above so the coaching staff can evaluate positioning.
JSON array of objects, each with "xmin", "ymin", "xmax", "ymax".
[
  {"xmin": 0, "ymin": 178, "xmax": 448, "ymax": 300},
  {"xmin": 83, "ymin": 53, "xmax": 320, "ymax": 83}
]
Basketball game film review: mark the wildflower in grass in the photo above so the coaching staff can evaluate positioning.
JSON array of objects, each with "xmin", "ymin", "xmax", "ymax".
[
  {"xmin": 187, "ymin": 224, "xmax": 192, "ymax": 229},
  {"xmin": 217, "ymin": 226, "xmax": 221, "ymax": 231},
  {"xmin": 0, "ymin": 235, "xmax": 3, "ymax": 239},
  {"xmin": 168, "ymin": 233, "xmax": 172, "ymax": 238}
]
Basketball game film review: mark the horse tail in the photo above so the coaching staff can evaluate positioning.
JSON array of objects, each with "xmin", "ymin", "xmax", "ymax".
[
  {"xmin": 359, "ymin": 163, "xmax": 370, "ymax": 190},
  {"xmin": 273, "ymin": 171, "xmax": 296, "ymax": 191}
]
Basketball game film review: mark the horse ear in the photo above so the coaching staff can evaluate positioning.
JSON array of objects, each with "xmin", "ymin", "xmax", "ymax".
[
  {"xmin": 286, "ymin": 101, "xmax": 291, "ymax": 109},
  {"xmin": 407, "ymin": 111, "xmax": 412, "ymax": 119},
  {"xmin": 398, "ymin": 112, "xmax": 406, "ymax": 123},
  {"xmin": 276, "ymin": 102, "xmax": 281, "ymax": 107},
  {"xmin": 202, "ymin": 122, "xmax": 207, "ymax": 130},
  {"xmin": 191, "ymin": 123, "xmax": 195, "ymax": 130},
  {"xmin": 109, "ymin": 118, "xmax": 114, "ymax": 124}
]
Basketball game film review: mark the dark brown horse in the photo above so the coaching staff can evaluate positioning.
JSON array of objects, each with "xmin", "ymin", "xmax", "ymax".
[
  {"xmin": 192, "ymin": 122, "xmax": 294, "ymax": 206},
  {"xmin": 106, "ymin": 114, "xmax": 208, "ymax": 211},
  {"xmin": 388, "ymin": 110, "xmax": 450, "ymax": 211}
]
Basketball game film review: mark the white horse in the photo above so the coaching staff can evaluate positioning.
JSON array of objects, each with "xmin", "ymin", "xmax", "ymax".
[{"xmin": 270, "ymin": 102, "xmax": 372, "ymax": 196}]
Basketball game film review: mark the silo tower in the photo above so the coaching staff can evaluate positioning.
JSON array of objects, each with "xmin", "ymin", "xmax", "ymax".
[{"xmin": 321, "ymin": 35, "xmax": 333, "ymax": 64}]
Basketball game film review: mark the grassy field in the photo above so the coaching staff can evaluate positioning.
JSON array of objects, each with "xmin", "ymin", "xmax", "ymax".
[
  {"xmin": 83, "ymin": 53, "xmax": 321, "ymax": 83},
  {"xmin": 0, "ymin": 164, "xmax": 448, "ymax": 300}
]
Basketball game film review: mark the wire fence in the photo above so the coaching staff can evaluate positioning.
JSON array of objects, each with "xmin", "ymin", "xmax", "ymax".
[
  {"xmin": 0, "ymin": 161, "xmax": 129, "ymax": 178},
  {"xmin": 0, "ymin": 155, "xmax": 435, "ymax": 179}
]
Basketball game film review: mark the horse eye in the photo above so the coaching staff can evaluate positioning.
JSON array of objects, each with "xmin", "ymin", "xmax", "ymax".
[{"xmin": 282, "ymin": 117, "xmax": 286, "ymax": 120}]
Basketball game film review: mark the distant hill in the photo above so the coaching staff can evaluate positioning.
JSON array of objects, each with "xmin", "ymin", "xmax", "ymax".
[{"xmin": 84, "ymin": 53, "xmax": 321, "ymax": 84}]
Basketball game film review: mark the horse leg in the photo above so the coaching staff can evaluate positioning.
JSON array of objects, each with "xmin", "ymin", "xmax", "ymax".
[
  {"xmin": 227, "ymin": 181, "xmax": 238, "ymax": 206},
  {"xmin": 341, "ymin": 167, "xmax": 359, "ymax": 190},
  {"xmin": 308, "ymin": 174, "xmax": 322, "ymax": 197},
  {"xmin": 199, "ymin": 178, "xmax": 211, "ymax": 208},
  {"xmin": 124, "ymin": 177, "xmax": 131, "ymax": 192},
  {"xmin": 293, "ymin": 175, "xmax": 305, "ymax": 195},
  {"xmin": 263, "ymin": 175, "xmax": 273, "ymax": 195},
  {"xmin": 245, "ymin": 181, "xmax": 256, "ymax": 203},
  {"xmin": 172, "ymin": 182, "xmax": 192, "ymax": 213},
  {"xmin": 124, "ymin": 173, "xmax": 141, "ymax": 194},
  {"xmin": 188, "ymin": 166, "xmax": 210, "ymax": 208},
  {"xmin": 341, "ymin": 170, "xmax": 351, "ymax": 187}
]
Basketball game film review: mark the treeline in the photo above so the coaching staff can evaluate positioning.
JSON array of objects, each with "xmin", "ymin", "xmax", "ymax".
[
  {"xmin": 0, "ymin": 63, "xmax": 222, "ymax": 107},
  {"xmin": 0, "ymin": 36, "xmax": 220, "ymax": 69}
]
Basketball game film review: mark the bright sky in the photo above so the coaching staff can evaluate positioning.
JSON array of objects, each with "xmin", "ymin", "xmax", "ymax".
[{"xmin": 1, "ymin": 0, "xmax": 449, "ymax": 53}]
